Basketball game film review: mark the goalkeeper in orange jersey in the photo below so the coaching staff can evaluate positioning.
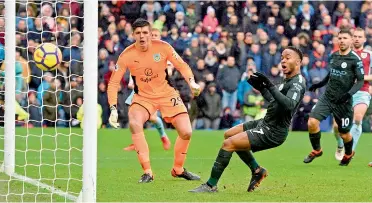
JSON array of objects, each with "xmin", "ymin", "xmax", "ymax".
[
  {"xmin": 123, "ymin": 28, "xmax": 171, "ymax": 151},
  {"xmin": 108, "ymin": 18, "xmax": 201, "ymax": 183}
]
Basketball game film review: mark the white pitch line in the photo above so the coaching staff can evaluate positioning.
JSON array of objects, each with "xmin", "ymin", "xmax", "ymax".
[{"xmin": 11, "ymin": 173, "xmax": 78, "ymax": 201}]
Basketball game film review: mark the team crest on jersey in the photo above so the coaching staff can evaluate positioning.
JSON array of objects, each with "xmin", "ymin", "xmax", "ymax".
[
  {"xmin": 153, "ymin": 53, "xmax": 161, "ymax": 62},
  {"xmin": 361, "ymin": 53, "xmax": 367, "ymax": 59},
  {"xmin": 341, "ymin": 62, "xmax": 347, "ymax": 69},
  {"xmin": 278, "ymin": 84, "xmax": 284, "ymax": 91}
]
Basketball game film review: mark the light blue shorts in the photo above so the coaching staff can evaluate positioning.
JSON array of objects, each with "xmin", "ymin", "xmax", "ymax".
[
  {"xmin": 352, "ymin": 91, "xmax": 371, "ymax": 107},
  {"xmin": 125, "ymin": 90, "xmax": 135, "ymax": 105}
]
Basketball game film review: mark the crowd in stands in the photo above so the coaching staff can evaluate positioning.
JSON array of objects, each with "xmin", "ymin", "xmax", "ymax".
[{"xmin": 0, "ymin": 0, "xmax": 372, "ymax": 132}]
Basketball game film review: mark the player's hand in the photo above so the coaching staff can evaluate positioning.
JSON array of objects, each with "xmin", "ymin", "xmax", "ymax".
[
  {"xmin": 252, "ymin": 72, "xmax": 274, "ymax": 88},
  {"xmin": 308, "ymin": 84, "xmax": 320, "ymax": 92},
  {"xmin": 109, "ymin": 105, "xmax": 120, "ymax": 129},
  {"xmin": 190, "ymin": 79, "xmax": 201, "ymax": 97},
  {"xmin": 335, "ymin": 93, "xmax": 351, "ymax": 104},
  {"xmin": 247, "ymin": 75, "xmax": 264, "ymax": 91}
]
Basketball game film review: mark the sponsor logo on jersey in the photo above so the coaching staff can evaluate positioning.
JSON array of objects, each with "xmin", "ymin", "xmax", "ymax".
[
  {"xmin": 153, "ymin": 53, "xmax": 161, "ymax": 62},
  {"xmin": 141, "ymin": 68, "xmax": 158, "ymax": 83},
  {"xmin": 361, "ymin": 53, "xmax": 367, "ymax": 59},
  {"xmin": 330, "ymin": 68, "xmax": 347, "ymax": 76},
  {"xmin": 341, "ymin": 62, "xmax": 347, "ymax": 68},
  {"xmin": 293, "ymin": 83, "xmax": 303, "ymax": 91},
  {"xmin": 278, "ymin": 84, "xmax": 284, "ymax": 91}
]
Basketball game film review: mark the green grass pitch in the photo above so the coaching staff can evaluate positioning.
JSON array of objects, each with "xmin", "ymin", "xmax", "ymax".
[{"xmin": 1, "ymin": 128, "xmax": 372, "ymax": 202}]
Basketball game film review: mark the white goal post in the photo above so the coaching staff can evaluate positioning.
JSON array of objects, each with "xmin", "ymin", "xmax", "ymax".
[{"xmin": 1, "ymin": 0, "xmax": 98, "ymax": 202}]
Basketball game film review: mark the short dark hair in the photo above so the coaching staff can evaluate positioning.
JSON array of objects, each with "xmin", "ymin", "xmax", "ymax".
[
  {"xmin": 354, "ymin": 27, "xmax": 366, "ymax": 38},
  {"xmin": 285, "ymin": 46, "xmax": 303, "ymax": 61},
  {"xmin": 132, "ymin": 18, "xmax": 151, "ymax": 31},
  {"xmin": 338, "ymin": 29, "xmax": 352, "ymax": 36}
]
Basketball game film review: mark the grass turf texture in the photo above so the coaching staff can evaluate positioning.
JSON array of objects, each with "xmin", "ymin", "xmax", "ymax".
[{"xmin": 1, "ymin": 128, "xmax": 372, "ymax": 202}]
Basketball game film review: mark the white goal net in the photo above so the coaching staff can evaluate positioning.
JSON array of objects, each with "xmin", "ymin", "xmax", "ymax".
[{"xmin": 0, "ymin": 0, "xmax": 97, "ymax": 202}]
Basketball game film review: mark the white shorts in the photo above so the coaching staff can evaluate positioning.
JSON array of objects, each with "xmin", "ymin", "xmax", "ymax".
[
  {"xmin": 125, "ymin": 90, "xmax": 135, "ymax": 105},
  {"xmin": 352, "ymin": 91, "xmax": 371, "ymax": 107}
]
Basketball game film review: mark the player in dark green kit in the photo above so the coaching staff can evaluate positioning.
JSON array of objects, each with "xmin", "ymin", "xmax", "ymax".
[
  {"xmin": 189, "ymin": 47, "xmax": 306, "ymax": 193},
  {"xmin": 304, "ymin": 29, "xmax": 364, "ymax": 166}
]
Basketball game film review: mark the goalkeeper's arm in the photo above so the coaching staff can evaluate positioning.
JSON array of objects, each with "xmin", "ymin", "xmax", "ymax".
[{"xmin": 107, "ymin": 56, "xmax": 127, "ymax": 128}]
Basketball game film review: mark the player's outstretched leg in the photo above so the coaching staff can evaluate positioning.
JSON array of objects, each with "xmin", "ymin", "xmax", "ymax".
[
  {"xmin": 333, "ymin": 121, "xmax": 344, "ymax": 160},
  {"xmin": 350, "ymin": 103, "xmax": 368, "ymax": 151},
  {"xmin": 339, "ymin": 132, "xmax": 355, "ymax": 166},
  {"xmin": 190, "ymin": 128, "xmax": 267, "ymax": 193},
  {"xmin": 149, "ymin": 113, "xmax": 171, "ymax": 150},
  {"xmin": 129, "ymin": 105, "xmax": 154, "ymax": 183},
  {"xmin": 236, "ymin": 150, "xmax": 268, "ymax": 192},
  {"xmin": 223, "ymin": 124, "xmax": 267, "ymax": 192},
  {"xmin": 304, "ymin": 118, "xmax": 323, "ymax": 163},
  {"xmin": 170, "ymin": 114, "xmax": 200, "ymax": 180}
]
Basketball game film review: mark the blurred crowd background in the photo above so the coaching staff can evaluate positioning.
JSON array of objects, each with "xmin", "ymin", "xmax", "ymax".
[{"xmin": 0, "ymin": 0, "xmax": 372, "ymax": 132}]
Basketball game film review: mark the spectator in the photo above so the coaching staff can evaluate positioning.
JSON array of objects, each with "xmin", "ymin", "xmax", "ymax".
[
  {"xmin": 185, "ymin": 4, "xmax": 198, "ymax": 31},
  {"xmin": 309, "ymin": 59, "xmax": 329, "ymax": 98},
  {"xmin": 261, "ymin": 41, "xmax": 281, "ymax": 75},
  {"xmin": 281, "ymin": 0, "xmax": 298, "ymax": 22},
  {"xmin": 221, "ymin": 5, "xmax": 236, "ymax": 27},
  {"xmin": 225, "ymin": 15, "xmax": 242, "ymax": 39},
  {"xmin": 244, "ymin": 14, "xmax": 259, "ymax": 34},
  {"xmin": 202, "ymin": 6, "xmax": 218, "ymax": 34},
  {"xmin": 242, "ymin": 87, "xmax": 263, "ymax": 122},
  {"xmin": 219, "ymin": 107, "xmax": 234, "ymax": 129},
  {"xmin": 204, "ymin": 49, "xmax": 219, "ymax": 77},
  {"xmin": 230, "ymin": 31, "xmax": 247, "ymax": 69},
  {"xmin": 153, "ymin": 14, "xmax": 166, "ymax": 31},
  {"xmin": 27, "ymin": 91, "xmax": 42, "ymax": 127},
  {"xmin": 301, "ymin": 55, "xmax": 312, "ymax": 88},
  {"xmin": 98, "ymin": 81, "xmax": 110, "ymax": 128},
  {"xmin": 296, "ymin": 3, "xmax": 316, "ymax": 30},
  {"xmin": 42, "ymin": 78, "xmax": 61, "ymax": 127},
  {"xmin": 317, "ymin": 15, "xmax": 337, "ymax": 44},
  {"xmin": 189, "ymin": 81, "xmax": 206, "ymax": 129},
  {"xmin": 292, "ymin": 92, "xmax": 314, "ymax": 131},
  {"xmin": 202, "ymin": 83, "xmax": 221, "ymax": 130},
  {"xmin": 140, "ymin": 1, "xmax": 161, "ymax": 24},
  {"xmin": 193, "ymin": 59, "xmax": 211, "ymax": 83},
  {"xmin": 268, "ymin": 65, "xmax": 282, "ymax": 85},
  {"xmin": 247, "ymin": 44, "xmax": 262, "ymax": 71},
  {"xmin": 217, "ymin": 56, "xmax": 241, "ymax": 113},
  {"xmin": 285, "ymin": 15, "xmax": 301, "ymax": 39},
  {"xmin": 332, "ymin": 2, "xmax": 346, "ymax": 25},
  {"xmin": 121, "ymin": 0, "xmax": 141, "ymax": 24}
]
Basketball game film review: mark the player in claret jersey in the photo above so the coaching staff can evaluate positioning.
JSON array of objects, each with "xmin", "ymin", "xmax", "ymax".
[
  {"xmin": 304, "ymin": 29, "xmax": 364, "ymax": 166},
  {"xmin": 332, "ymin": 28, "xmax": 372, "ymax": 164},
  {"xmin": 107, "ymin": 19, "xmax": 201, "ymax": 183}
]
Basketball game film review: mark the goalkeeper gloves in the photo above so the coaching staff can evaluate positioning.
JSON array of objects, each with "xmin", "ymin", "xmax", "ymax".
[
  {"xmin": 109, "ymin": 105, "xmax": 120, "ymax": 129},
  {"xmin": 189, "ymin": 78, "xmax": 201, "ymax": 97}
]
